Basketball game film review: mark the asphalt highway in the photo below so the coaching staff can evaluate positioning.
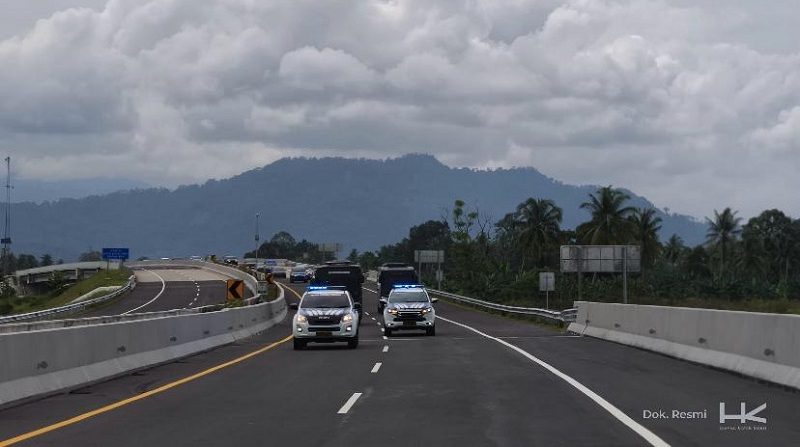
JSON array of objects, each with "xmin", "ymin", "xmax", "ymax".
[
  {"xmin": 0, "ymin": 280, "xmax": 797, "ymax": 446},
  {"xmin": 75, "ymin": 267, "xmax": 231, "ymax": 317}
]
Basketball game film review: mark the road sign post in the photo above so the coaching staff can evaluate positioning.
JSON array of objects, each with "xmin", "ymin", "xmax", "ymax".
[
  {"xmin": 102, "ymin": 248, "xmax": 130, "ymax": 269},
  {"xmin": 560, "ymin": 245, "xmax": 640, "ymax": 303},
  {"xmin": 539, "ymin": 272, "xmax": 555, "ymax": 309},
  {"xmin": 226, "ymin": 279, "xmax": 244, "ymax": 302},
  {"xmin": 414, "ymin": 250, "xmax": 445, "ymax": 287},
  {"xmin": 622, "ymin": 246, "xmax": 628, "ymax": 304}
]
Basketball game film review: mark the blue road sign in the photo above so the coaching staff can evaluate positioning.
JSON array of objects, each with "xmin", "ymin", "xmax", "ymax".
[{"xmin": 102, "ymin": 248, "xmax": 130, "ymax": 260}]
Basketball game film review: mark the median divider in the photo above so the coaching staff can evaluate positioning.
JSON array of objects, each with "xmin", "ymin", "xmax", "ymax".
[
  {"xmin": 0, "ymin": 279, "xmax": 286, "ymax": 408},
  {"xmin": 568, "ymin": 301, "xmax": 800, "ymax": 390}
]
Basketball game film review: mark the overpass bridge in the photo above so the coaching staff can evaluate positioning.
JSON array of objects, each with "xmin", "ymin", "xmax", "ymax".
[
  {"xmin": 12, "ymin": 262, "xmax": 123, "ymax": 295},
  {"xmin": 0, "ymin": 260, "xmax": 798, "ymax": 446}
]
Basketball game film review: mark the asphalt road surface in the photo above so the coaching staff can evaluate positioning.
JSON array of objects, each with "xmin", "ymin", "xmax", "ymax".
[
  {"xmin": 0, "ymin": 281, "xmax": 797, "ymax": 446},
  {"xmin": 75, "ymin": 267, "xmax": 231, "ymax": 317}
]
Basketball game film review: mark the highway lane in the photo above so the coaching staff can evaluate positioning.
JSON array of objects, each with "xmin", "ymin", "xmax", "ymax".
[
  {"xmin": 75, "ymin": 267, "xmax": 231, "ymax": 317},
  {"xmin": 0, "ymin": 281, "xmax": 797, "ymax": 446}
]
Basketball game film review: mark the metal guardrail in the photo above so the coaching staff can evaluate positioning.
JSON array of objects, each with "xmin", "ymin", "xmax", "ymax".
[
  {"xmin": 0, "ymin": 275, "xmax": 137, "ymax": 325},
  {"xmin": 428, "ymin": 289, "xmax": 578, "ymax": 323}
]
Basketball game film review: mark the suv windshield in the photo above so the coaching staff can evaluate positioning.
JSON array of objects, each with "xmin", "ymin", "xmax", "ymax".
[
  {"xmin": 301, "ymin": 293, "xmax": 350, "ymax": 309},
  {"xmin": 389, "ymin": 291, "xmax": 429, "ymax": 303}
]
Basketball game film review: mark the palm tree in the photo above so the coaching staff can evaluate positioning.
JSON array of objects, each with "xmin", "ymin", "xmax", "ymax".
[
  {"xmin": 662, "ymin": 234, "xmax": 684, "ymax": 267},
  {"xmin": 514, "ymin": 198, "xmax": 563, "ymax": 268},
  {"xmin": 706, "ymin": 207, "xmax": 742, "ymax": 279},
  {"xmin": 577, "ymin": 186, "xmax": 635, "ymax": 244},
  {"xmin": 629, "ymin": 208, "xmax": 662, "ymax": 270}
]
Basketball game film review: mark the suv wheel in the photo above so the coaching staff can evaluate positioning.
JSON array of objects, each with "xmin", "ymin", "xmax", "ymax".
[
  {"xmin": 293, "ymin": 338, "xmax": 306, "ymax": 350},
  {"xmin": 347, "ymin": 337, "xmax": 359, "ymax": 349},
  {"xmin": 426, "ymin": 326, "xmax": 436, "ymax": 336},
  {"xmin": 384, "ymin": 328, "xmax": 392, "ymax": 337}
]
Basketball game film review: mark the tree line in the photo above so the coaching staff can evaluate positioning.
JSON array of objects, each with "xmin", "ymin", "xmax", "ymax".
[{"xmin": 351, "ymin": 186, "xmax": 800, "ymax": 308}]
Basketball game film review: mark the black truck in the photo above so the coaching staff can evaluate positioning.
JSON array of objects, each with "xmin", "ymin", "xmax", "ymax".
[
  {"xmin": 310, "ymin": 261, "xmax": 366, "ymax": 306},
  {"xmin": 376, "ymin": 263, "xmax": 419, "ymax": 312}
]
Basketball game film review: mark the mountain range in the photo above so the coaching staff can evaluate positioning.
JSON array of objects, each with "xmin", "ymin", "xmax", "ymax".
[
  {"xmin": 13, "ymin": 178, "xmax": 151, "ymax": 204},
  {"xmin": 7, "ymin": 154, "xmax": 705, "ymax": 260}
]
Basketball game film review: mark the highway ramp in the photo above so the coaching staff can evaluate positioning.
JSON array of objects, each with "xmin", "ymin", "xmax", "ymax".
[
  {"xmin": 0, "ymin": 281, "xmax": 797, "ymax": 446},
  {"xmin": 75, "ymin": 266, "xmax": 234, "ymax": 317}
]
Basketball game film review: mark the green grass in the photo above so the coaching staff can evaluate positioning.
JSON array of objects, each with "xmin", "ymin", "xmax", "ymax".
[{"xmin": 8, "ymin": 269, "xmax": 132, "ymax": 315}]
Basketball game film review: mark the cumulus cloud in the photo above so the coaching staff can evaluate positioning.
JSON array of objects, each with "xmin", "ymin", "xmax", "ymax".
[{"xmin": 0, "ymin": 0, "xmax": 799, "ymax": 218}]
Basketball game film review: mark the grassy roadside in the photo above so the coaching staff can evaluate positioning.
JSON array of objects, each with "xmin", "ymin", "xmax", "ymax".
[{"xmin": 5, "ymin": 269, "xmax": 132, "ymax": 315}]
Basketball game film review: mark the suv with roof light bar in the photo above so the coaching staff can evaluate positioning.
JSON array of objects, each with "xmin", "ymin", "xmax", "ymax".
[
  {"xmin": 380, "ymin": 284, "xmax": 437, "ymax": 336},
  {"xmin": 289, "ymin": 286, "xmax": 361, "ymax": 350}
]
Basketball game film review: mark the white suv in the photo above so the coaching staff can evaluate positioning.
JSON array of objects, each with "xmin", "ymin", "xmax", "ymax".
[
  {"xmin": 290, "ymin": 287, "xmax": 361, "ymax": 349},
  {"xmin": 380, "ymin": 285, "xmax": 437, "ymax": 336}
]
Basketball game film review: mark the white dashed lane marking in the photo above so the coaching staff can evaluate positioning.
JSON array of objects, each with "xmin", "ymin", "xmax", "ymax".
[
  {"xmin": 371, "ymin": 363, "xmax": 382, "ymax": 373},
  {"xmin": 337, "ymin": 393, "xmax": 363, "ymax": 414},
  {"xmin": 382, "ymin": 346, "xmax": 389, "ymax": 353}
]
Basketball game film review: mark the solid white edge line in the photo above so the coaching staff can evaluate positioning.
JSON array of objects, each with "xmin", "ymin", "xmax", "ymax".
[
  {"xmin": 382, "ymin": 345, "xmax": 389, "ymax": 353},
  {"xmin": 371, "ymin": 362, "xmax": 382, "ymax": 373},
  {"xmin": 337, "ymin": 392, "xmax": 363, "ymax": 414},
  {"xmin": 122, "ymin": 269, "xmax": 167, "ymax": 315},
  {"xmin": 437, "ymin": 316, "xmax": 669, "ymax": 447}
]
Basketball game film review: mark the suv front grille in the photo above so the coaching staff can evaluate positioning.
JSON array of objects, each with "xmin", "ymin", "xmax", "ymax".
[
  {"xmin": 307, "ymin": 315, "xmax": 342, "ymax": 325},
  {"xmin": 395, "ymin": 310, "xmax": 424, "ymax": 321},
  {"xmin": 308, "ymin": 326, "xmax": 340, "ymax": 332}
]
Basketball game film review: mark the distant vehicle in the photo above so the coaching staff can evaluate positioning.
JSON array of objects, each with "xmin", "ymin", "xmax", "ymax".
[
  {"xmin": 311, "ymin": 261, "xmax": 365, "ymax": 307},
  {"xmin": 289, "ymin": 266, "xmax": 310, "ymax": 283},
  {"xmin": 289, "ymin": 286, "xmax": 361, "ymax": 350},
  {"xmin": 160, "ymin": 257, "xmax": 170, "ymax": 261},
  {"xmin": 381, "ymin": 284, "xmax": 437, "ymax": 336},
  {"xmin": 223, "ymin": 256, "xmax": 238, "ymax": 266},
  {"xmin": 377, "ymin": 263, "xmax": 418, "ymax": 312},
  {"xmin": 305, "ymin": 266, "xmax": 316, "ymax": 277},
  {"xmin": 189, "ymin": 255, "xmax": 203, "ymax": 261}
]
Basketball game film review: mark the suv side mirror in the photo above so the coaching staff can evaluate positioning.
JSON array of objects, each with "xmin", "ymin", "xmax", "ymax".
[
  {"xmin": 379, "ymin": 298, "xmax": 387, "ymax": 305},
  {"xmin": 289, "ymin": 303, "xmax": 299, "ymax": 310},
  {"xmin": 431, "ymin": 298, "xmax": 438, "ymax": 304},
  {"xmin": 353, "ymin": 302, "xmax": 362, "ymax": 310}
]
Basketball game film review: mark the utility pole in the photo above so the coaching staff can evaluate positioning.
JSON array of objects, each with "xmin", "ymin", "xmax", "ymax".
[
  {"xmin": 1, "ymin": 157, "xmax": 11, "ymax": 276},
  {"xmin": 254, "ymin": 212, "xmax": 260, "ymax": 278}
]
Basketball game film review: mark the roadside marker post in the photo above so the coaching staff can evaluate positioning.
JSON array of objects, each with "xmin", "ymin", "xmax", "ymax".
[{"xmin": 226, "ymin": 279, "xmax": 244, "ymax": 301}]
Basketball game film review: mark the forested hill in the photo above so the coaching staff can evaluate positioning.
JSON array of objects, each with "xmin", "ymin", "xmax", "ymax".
[{"xmin": 10, "ymin": 154, "xmax": 705, "ymax": 259}]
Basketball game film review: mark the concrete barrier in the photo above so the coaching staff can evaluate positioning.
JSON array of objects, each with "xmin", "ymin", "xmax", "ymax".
[
  {"xmin": 568, "ymin": 301, "xmax": 800, "ymax": 390},
  {"xmin": 0, "ymin": 287, "xmax": 287, "ymax": 407}
]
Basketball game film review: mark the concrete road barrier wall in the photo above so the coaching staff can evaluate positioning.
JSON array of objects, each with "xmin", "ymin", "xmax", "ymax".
[
  {"xmin": 568, "ymin": 301, "xmax": 800, "ymax": 390},
  {"xmin": 0, "ymin": 287, "xmax": 286, "ymax": 407}
]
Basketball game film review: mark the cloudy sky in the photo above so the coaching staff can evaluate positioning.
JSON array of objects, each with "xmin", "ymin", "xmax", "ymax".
[{"xmin": 0, "ymin": 0, "xmax": 798, "ymax": 219}]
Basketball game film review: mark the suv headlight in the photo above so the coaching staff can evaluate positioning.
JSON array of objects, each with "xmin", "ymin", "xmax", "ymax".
[
  {"xmin": 342, "ymin": 313, "xmax": 353, "ymax": 323},
  {"xmin": 388, "ymin": 308, "xmax": 398, "ymax": 315},
  {"xmin": 421, "ymin": 307, "xmax": 433, "ymax": 314},
  {"xmin": 296, "ymin": 314, "xmax": 307, "ymax": 323}
]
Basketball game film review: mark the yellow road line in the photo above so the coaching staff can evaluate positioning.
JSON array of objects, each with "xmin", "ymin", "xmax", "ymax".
[
  {"xmin": 279, "ymin": 282, "xmax": 303, "ymax": 301},
  {"xmin": 1, "ymin": 332, "xmax": 292, "ymax": 446}
]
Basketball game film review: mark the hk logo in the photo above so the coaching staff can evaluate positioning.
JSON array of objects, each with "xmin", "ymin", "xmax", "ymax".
[{"xmin": 719, "ymin": 402, "xmax": 767, "ymax": 424}]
